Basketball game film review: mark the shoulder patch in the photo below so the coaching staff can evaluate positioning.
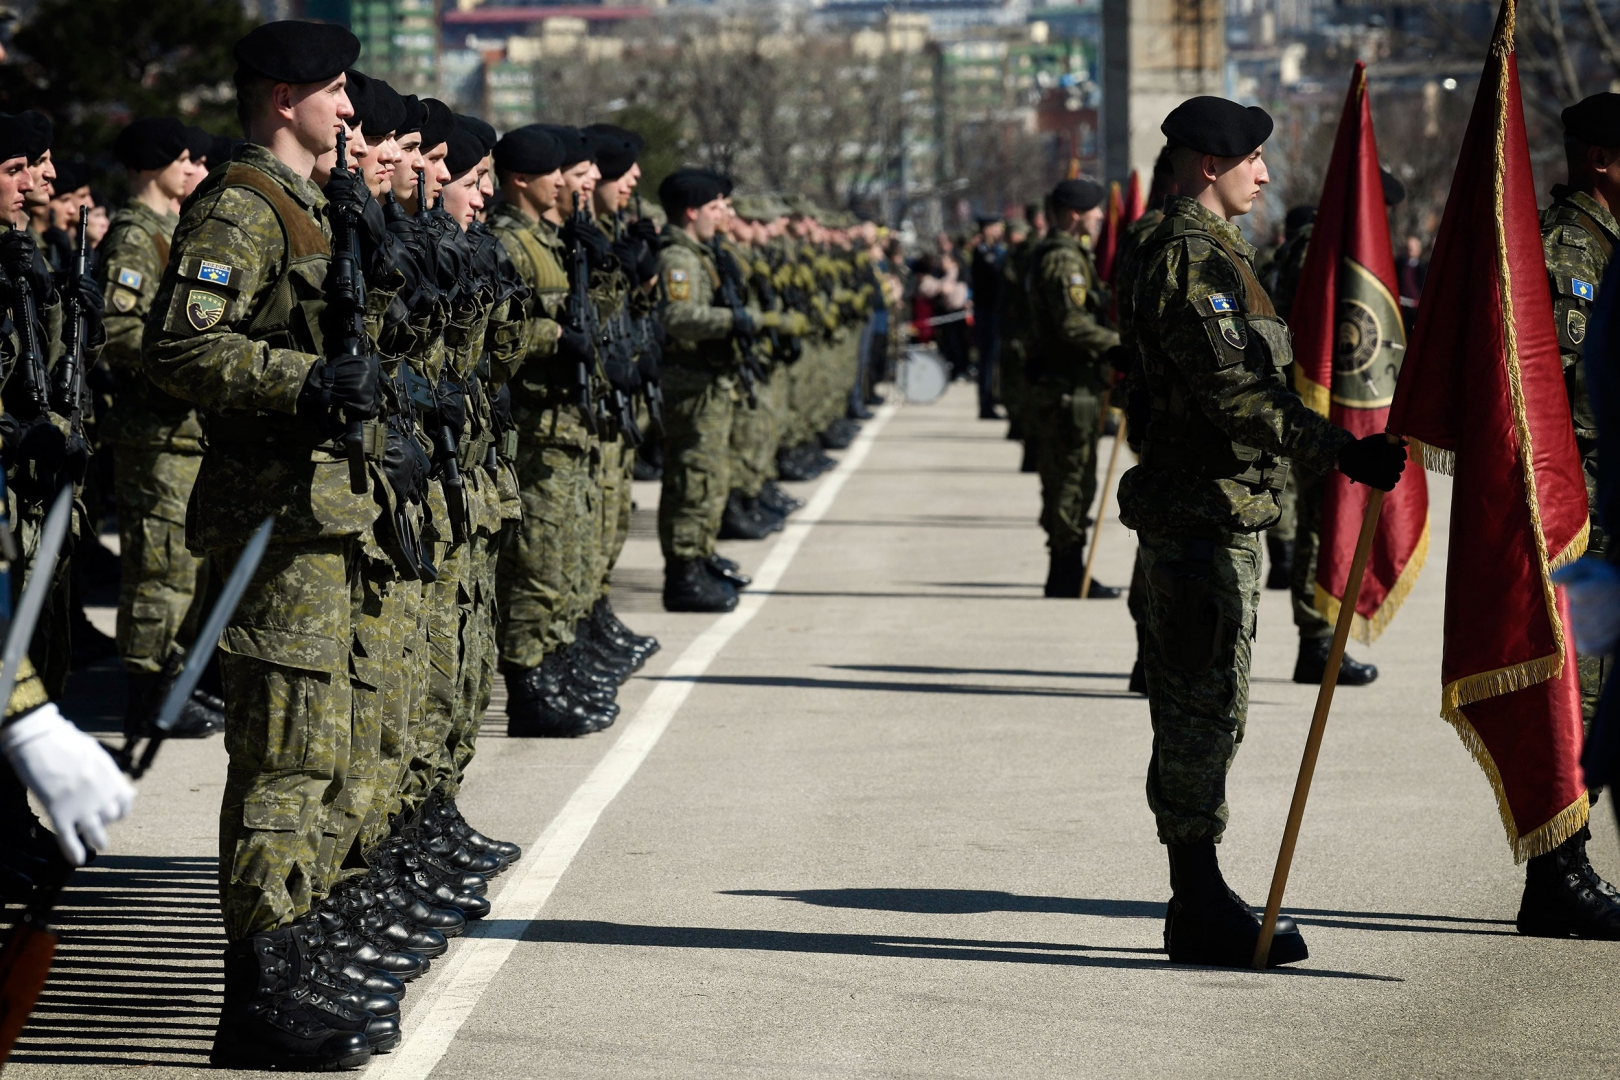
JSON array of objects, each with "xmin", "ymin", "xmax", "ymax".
[
  {"xmin": 1567, "ymin": 307, "xmax": 1587, "ymax": 345},
  {"xmin": 1192, "ymin": 292, "xmax": 1244, "ymax": 317},
  {"xmin": 1217, "ymin": 316, "xmax": 1249, "ymax": 350},
  {"xmin": 1573, "ymin": 277, "xmax": 1595, "ymax": 301},
  {"xmin": 178, "ymin": 255, "xmax": 240, "ymax": 289},
  {"xmin": 116, "ymin": 267, "xmax": 143, "ymax": 290},
  {"xmin": 1209, "ymin": 293, "xmax": 1238, "ymax": 313},
  {"xmin": 111, "ymin": 289, "xmax": 137, "ymax": 313},
  {"xmin": 185, "ymin": 289, "xmax": 227, "ymax": 331},
  {"xmin": 666, "ymin": 267, "xmax": 691, "ymax": 301}
]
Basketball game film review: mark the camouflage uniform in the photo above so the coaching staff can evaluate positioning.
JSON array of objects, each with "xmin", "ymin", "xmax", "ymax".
[
  {"xmin": 490, "ymin": 205, "xmax": 582, "ymax": 669},
  {"xmin": 1114, "ymin": 208, "xmax": 1164, "ymax": 655},
  {"xmin": 657, "ymin": 226, "xmax": 738, "ymax": 561},
  {"xmin": 1541, "ymin": 185, "xmax": 1614, "ymax": 725},
  {"xmin": 143, "ymin": 145, "xmax": 383, "ymax": 941},
  {"xmin": 1119, "ymin": 197, "xmax": 1352, "ymax": 844},
  {"xmin": 99, "ymin": 199, "xmax": 211, "ymax": 679},
  {"xmin": 1025, "ymin": 231, "xmax": 1120, "ymax": 557},
  {"xmin": 1000, "ymin": 226, "xmax": 1044, "ymax": 436}
]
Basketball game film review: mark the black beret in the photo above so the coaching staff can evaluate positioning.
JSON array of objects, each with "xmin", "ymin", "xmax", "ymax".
[
  {"xmin": 398, "ymin": 94, "xmax": 427, "ymax": 136},
  {"xmin": 418, "ymin": 98, "xmax": 456, "ymax": 151},
  {"xmin": 538, "ymin": 125, "xmax": 595, "ymax": 170},
  {"xmin": 493, "ymin": 124, "xmax": 565, "ymax": 175},
  {"xmin": 658, "ymin": 167, "xmax": 728, "ymax": 214},
  {"xmin": 1050, "ymin": 178, "xmax": 1105, "ymax": 213},
  {"xmin": 1284, "ymin": 205, "xmax": 1316, "ymax": 233},
  {"xmin": 445, "ymin": 125, "xmax": 486, "ymax": 180},
  {"xmin": 709, "ymin": 169, "xmax": 734, "ymax": 197},
  {"xmin": 1562, "ymin": 92, "xmax": 1620, "ymax": 147},
  {"xmin": 343, "ymin": 69, "xmax": 374, "ymax": 132},
  {"xmin": 0, "ymin": 115, "xmax": 33, "ymax": 163},
  {"xmin": 52, "ymin": 160, "xmax": 93, "ymax": 194},
  {"xmin": 1380, "ymin": 167, "xmax": 1405, "ymax": 207},
  {"xmin": 91, "ymin": 188, "xmax": 111, "ymax": 209},
  {"xmin": 233, "ymin": 20, "xmax": 360, "ymax": 85},
  {"xmin": 209, "ymin": 134, "xmax": 244, "ymax": 170},
  {"xmin": 19, "ymin": 111, "xmax": 50, "ymax": 160},
  {"xmin": 456, "ymin": 114, "xmax": 497, "ymax": 154},
  {"xmin": 184, "ymin": 125, "xmax": 212, "ymax": 164},
  {"xmin": 583, "ymin": 123, "xmax": 642, "ymax": 181},
  {"xmin": 362, "ymin": 78, "xmax": 408, "ymax": 137},
  {"xmin": 1161, "ymin": 96, "xmax": 1273, "ymax": 157},
  {"xmin": 114, "ymin": 117, "xmax": 189, "ymax": 171}
]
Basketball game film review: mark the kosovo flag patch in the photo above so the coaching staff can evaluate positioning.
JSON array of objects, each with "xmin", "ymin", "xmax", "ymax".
[{"xmin": 1573, "ymin": 277, "xmax": 1595, "ymax": 301}]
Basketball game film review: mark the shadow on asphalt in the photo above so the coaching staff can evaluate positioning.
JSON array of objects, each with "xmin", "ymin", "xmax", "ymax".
[
  {"xmin": 648, "ymin": 673, "xmax": 1137, "ymax": 700},
  {"xmin": 509, "ymin": 919, "xmax": 1399, "ymax": 981},
  {"xmin": 3, "ymin": 854, "xmax": 222, "ymax": 1067},
  {"xmin": 721, "ymin": 888, "xmax": 1517, "ymax": 938},
  {"xmin": 829, "ymin": 664, "xmax": 1128, "ymax": 681}
]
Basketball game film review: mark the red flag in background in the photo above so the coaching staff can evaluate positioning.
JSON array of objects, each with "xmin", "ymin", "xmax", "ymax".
[
  {"xmin": 1387, "ymin": 0, "xmax": 1591, "ymax": 860},
  {"xmin": 1291, "ymin": 63, "xmax": 1431, "ymax": 643},
  {"xmin": 1123, "ymin": 170, "xmax": 1144, "ymax": 226},
  {"xmin": 1097, "ymin": 181, "xmax": 1123, "ymax": 282}
]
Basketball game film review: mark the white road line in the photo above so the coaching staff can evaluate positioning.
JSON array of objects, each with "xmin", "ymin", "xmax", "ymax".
[{"xmin": 368, "ymin": 402, "xmax": 897, "ymax": 1080}]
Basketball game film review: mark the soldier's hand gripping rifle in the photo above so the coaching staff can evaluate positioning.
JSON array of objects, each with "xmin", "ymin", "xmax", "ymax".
[
  {"xmin": 709, "ymin": 236, "xmax": 761, "ymax": 407},
  {"xmin": 326, "ymin": 129, "xmax": 370, "ymax": 495},
  {"xmin": 566, "ymin": 193, "xmax": 600, "ymax": 435},
  {"xmin": 49, "ymin": 207, "xmax": 89, "ymax": 454},
  {"xmin": 410, "ymin": 168, "xmax": 468, "ymax": 540}
]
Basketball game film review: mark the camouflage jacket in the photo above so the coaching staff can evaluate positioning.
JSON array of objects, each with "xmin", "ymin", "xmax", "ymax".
[
  {"xmin": 98, "ymin": 198, "xmax": 203, "ymax": 451},
  {"xmin": 658, "ymin": 225, "xmax": 735, "ymax": 370},
  {"xmin": 999, "ymin": 229, "xmax": 1043, "ymax": 353},
  {"xmin": 143, "ymin": 143, "xmax": 379, "ymax": 552},
  {"xmin": 1118, "ymin": 196, "xmax": 1351, "ymax": 534},
  {"xmin": 1115, "ymin": 208, "xmax": 1165, "ymax": 452},
  {"xmin": 1268, "ymin": 222, "xmax": 1312, "ymax": 323},
  {"xmin": 1026, "ymin": 231, "xmax": 1119, "ymax": 390},
  {"xmin": 1541, "ymin": 185, "xmax": 1613, "ymax": 553}
]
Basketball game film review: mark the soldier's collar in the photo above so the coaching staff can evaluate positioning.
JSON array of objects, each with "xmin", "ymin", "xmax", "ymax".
[
  {"xmin": 1167, "ymin": 195, "xmax": 1252, "ymax": 257},
  {"xmin": 1552, "ymin": 185, "xmax": 1620, "ymax": 240},
  {"xmin": 236, "ymin": 143, "xmax": 325, "ymax": 212}
]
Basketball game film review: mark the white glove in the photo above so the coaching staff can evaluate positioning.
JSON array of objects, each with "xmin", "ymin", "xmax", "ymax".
[
  {"xmin": 1553, "ymin": 559, "xmax": 1620, "ymax": 657},
  {"xmin": 0, "ymin": 702, "xmax": 136, "ymax": 865}
]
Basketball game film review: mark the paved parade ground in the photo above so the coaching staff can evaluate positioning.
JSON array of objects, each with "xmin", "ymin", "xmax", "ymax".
[{"xmin": 10, "ymin": 383, "xmax": 1620, "ymax": 1079}]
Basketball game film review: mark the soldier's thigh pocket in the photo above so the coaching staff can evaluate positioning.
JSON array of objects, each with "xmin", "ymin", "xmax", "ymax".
[{"xmin": 1149, "ymin": 559, "xmax": 1226, "ymax": 673}]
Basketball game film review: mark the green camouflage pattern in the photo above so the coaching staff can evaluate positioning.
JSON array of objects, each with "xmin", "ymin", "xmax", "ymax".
[
  {"xmin": 659, "ymin": 364, "xmax": 738, "ymax": 561},
  {"xmin": 113, "ymin": 446, "xmax": 209, "ymax": 674}
]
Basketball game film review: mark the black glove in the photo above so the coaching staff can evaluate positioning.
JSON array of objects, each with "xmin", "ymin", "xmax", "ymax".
[
  {"xmin": 0, "ymin": 412, "xmax": 66, "ymax": 473},
  {"xmin": 629, "ymin": 216, "xmax": 659, "ymax": 246},
  {"xmin": 434, "ymin": 377, "xmax": 466, "ymax": 436},
  {"xmin": 1336, "ymin": 434, "xmax": 1406, "ymax": 491},
  {"xmin": 67, "ymin": 270, "xmax": 104, "ymax": 348},
  {"xmin": 603, "ymin": 342, "xmax": 640, "ymax": 394},
  {"xmin": 0, "ymin": 231, "xmax": 50, "ymax": 300},
  {"xmin": 432, "ymin": 222, "xmax": 473, "ymax": 298},
  {"xmin": 635, "ymin": 243, "xmax": 660, "ymax": 284},
  {"xmin": 303, "ymin": 351, "xmax": 381, "ymax": 421},
  {"xmin": 611, "ymin": 236, "xmax": 642, "ymax": 276},
  {"xmin": 558, "ymin": 323, "xmax": 593, "ymax": 365},
  {"xmin": 382, "ymin": 424, "xmax": 430, "ymax": 504},
  {"xmin": 492, "ymin": 243, "xmax": 530, "ymax": 307},
  {"xmin": 560, "ymin": 217, "xmax": 615, "ymax": 271},
  {"xmin": 638, "ymin": 334, "xmax": 663, "ymax": 386}
]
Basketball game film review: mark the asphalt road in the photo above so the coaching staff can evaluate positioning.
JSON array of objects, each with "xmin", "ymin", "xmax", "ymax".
[{"xmin": 8, "ymin": 382, "xmax": 1619, "ymax": 1079}]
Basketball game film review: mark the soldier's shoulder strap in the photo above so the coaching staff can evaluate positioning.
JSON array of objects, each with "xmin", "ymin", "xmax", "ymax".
[
  {"xmin": 1545, "ymin": 199, "xmax": 1615, "ymax": 261},
  {"xmin": 1136, "ymin": 215, "xmax": 1274, "ymax": 318}
]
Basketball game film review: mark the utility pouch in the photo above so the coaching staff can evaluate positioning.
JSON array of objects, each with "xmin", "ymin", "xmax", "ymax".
[{"xmin": 1149, "ymin": 541, "xmax": 1224, "ymax": 673}]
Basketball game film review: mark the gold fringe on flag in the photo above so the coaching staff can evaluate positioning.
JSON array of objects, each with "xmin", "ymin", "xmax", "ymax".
[
  {"xmin": 1406, "ymin": 437, "xmax": 1455, "ymax": 475},
  {"xmin": 1313, "ymin": 516, "xmax": 1430, "ymax": 644},
  {"xmin": 1441, "ymin": 704, "xmax": 1589, "ymax": 862}
]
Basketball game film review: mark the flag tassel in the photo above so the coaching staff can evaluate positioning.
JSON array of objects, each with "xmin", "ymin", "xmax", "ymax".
[{"xmin": 1253, "ymin": 483, "xmax": 1385, "ymax": 969}]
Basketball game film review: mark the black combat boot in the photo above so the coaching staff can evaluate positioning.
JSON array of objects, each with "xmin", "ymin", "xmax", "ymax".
[
  {"xmin": 1517, "ymin": 826, "xmax": 1620, "ymax": 938},
  {"xmin": 210, "ymin": 927, "xmax": 375, "ymax": 1071},
  {"xmin": 758, "ymin": 480, "xmax": 803, "ymax": 517},
  {"xmin": 435, "ymin": 796, "xmax": 523, "ymax": 866},
  {"xmin": 1292, "ymin": 637, "xmax": 1378, "ymax": 686},
  {"xmin": 1087, "ymin": 577, "xmax": 1123, "ymax": 599},
  {"xmin": 706, "ymin": 554, "xmax": 751, "ymax": 589},
  {"xmin": 747, "ymin": 494, "xmax": 786, "ymax": 533},
  {"xmin": 820, "ymin": 422, "xmax": 855, "ymax": 450},
  {"xmin": 571, "ymin": 626, "xmax": 635, "ymax": 686},
  {"xmin": 1265, "ymin": 534, "xmax": 1293, "ymax": 590},
  {"xmin": 720, "ymin": 491, "xmax": 777, "ymax": 540},
  {"xmin": 418, "ymin": 792, "xmax": 505, "ymax": 877},
  {"xmin": 301, "ymin": 924, "xmax": 408, "ymax": 1000},
  {"xmin": 504, "ymin": 661, "xmax": 607, "ymax": 737},
  {"xmin": 124, "ymin": 668, "xmax": 225, "ymax": 741},
  {"xmin": 290, "ymin": 923, "xmax": 400, "ymax": 1018},
  {"xmin": 310, "ymin": 895, "xmax": 429, "ymax": 982},
  {"xmin": 1043, "ymin": 547, "xmax": 1086, "ymax": 598},
  {"xmin": 388, "ymin": 827, "xmax": 490, "ymax": 902},
  {"xmin": 592, "ymin": 598, "xmax": 659, "ymax": 665},
  {"xmin": 1020, "ymin": 438, "xmax": 1038, "ymax": 474},
  {"xmin": 777, "ymin": 446, "xmax": 817, "ymax": 482},
  {"xmin": 1164, "ymin": 841, "xmax": 1308, "ymax": 968},
  {"xmin": 665, "ymin": 558, "xmax": 739, "ymax": 613},
  {"xmin": 1129, "ymin": 659, "xmax": 1147, "ymax": 695}
]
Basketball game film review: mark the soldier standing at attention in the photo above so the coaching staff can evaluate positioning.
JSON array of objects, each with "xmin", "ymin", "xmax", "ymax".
[
  {"xmin": 100, "ymin": 116, "xmax": 225, "ymax": 743},
  {"xmin": 1542, "ymin": 92, "xmax": 1619, "ymax": 731},
  {"xmin": 1118, "ymin": 96, "xmax": 1405, "ymax": 967},
  {"xmin": 657, "ymin": 167, "xmax": 754, "ymax": 613},
  {"xmin": 143, "ymin": 22, "xmax": 398, "ymax": 1068},
  {"xmin": 1026, "ymin": 178, "xmax": 1122, "ymax": 599}
]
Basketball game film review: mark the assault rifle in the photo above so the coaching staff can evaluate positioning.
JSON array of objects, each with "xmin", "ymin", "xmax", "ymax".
[
  {"xmin": 9, "ymin": 227, "xmax": 50, "ymax": 423},
  {"xmin": 709, "ymin": 236, "xmax": 762, "ymax": 407},
  {"xmin": 49, "ymin": 206, "xmax": 88, "ymax": 443},
  {"xmin": 565, "ymin": 193, "xmax": 599, "ymax": 435},
  {"xmin": 415, "ymin": 168, "xmax": 468, "ymax": 543},
  {"xmin": 326, "ymin": 129, "xmax": 370, "ymax": 495},
  {"xmin": 629, "ymin": 193, "xmax": 664, "ymax": 432}
]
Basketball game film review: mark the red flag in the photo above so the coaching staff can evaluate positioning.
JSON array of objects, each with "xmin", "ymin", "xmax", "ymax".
[
  {"xmin": 1123, "ymin": 170, "xmax": 1144, "ymax": 225},
  {"xmin": 1291, "ymin": 63, "xmax": 1431, "ymax": 644},
  {"xmin": 1386, "ymin": 0, "xmax": 1591, "ymax": 860},
  {"xmin": 1097, "ymin": 181, "xmax": 1123, "ymax": 282}
]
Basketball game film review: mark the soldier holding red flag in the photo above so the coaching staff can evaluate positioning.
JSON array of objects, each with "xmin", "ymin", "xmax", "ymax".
[{"xmin": 1118, "ymin": 95, "xmax": 1406, "ymax": 968}]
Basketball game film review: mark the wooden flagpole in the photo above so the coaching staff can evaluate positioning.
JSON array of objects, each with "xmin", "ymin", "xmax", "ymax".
[
  {"xmin": 1080, "ymin": 409, "xmax": 1127, "ymax": 600},
  {"xmin": 1252, "ymin": 485, "xmax": 1385, "ymax": 968}
]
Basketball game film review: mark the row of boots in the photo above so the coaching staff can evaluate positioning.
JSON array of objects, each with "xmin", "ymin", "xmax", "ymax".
[
  {"xmin": 502, "ymin": 598, "xmax": 661, "ymax": 738},
  {"xmin": 666, "ymin": 474, "xmax": 810, "ymax": 614},
  {"xmin": 212, "ymin": 795, "xmax": 523, "ymax": 1071}
]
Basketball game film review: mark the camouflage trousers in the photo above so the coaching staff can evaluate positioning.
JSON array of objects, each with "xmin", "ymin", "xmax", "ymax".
[
  {"xmin": 595, "ymin": 433, "xmax": 635, "ymax": 598},
  {"xmin": 444, "ymin": 527, "xmax": 498, "ymax": 799},
  {"xmin": 1269, "ymin": 468, "xmax": 1298, "ymax": 546},
  {"xmin": 1139, "ymin": 528, "xmax": 1261, "ymax": 846},
  {"xmin": 1289, "ymin": 468, "xmax": 1332, "ymax": 640},
  {"xmin": 729, "ymin": 364, "xmax": 782, "ymax": 500},
  {"xmin": 406, "ymin": 526, "xmax": 472, "ymax": 817},
  {"xmin": 354, "ymin": 562, "xmax": 421, "ymax": 855},
  {"xmin": 217, "ymin": 537, "xmax": 358, "ymax": 943},
  {"xmin": 1027, "ymin": 381, "xmax": 1101, "ymax": 556},
  {"xmin": 1000, "ymin": 337, "xmax": 1029, "ymax": 431},
  {"xmin": 496, "ymin": 440, "xmax": 595, "ymax": 668},
  {"xmin": 13, "ymin": 495, "xmax": 75, "ymax": 700},
  {"xmin": 659, "ymin": 366, "xmax": 736, "ymax": 562},
  {"xmin": 781, "ymin": 350, "xmax": 815, "ymax": 449},
  {"xmin": 113, "ymin": 446, "xmax": 208, "ymax": 675}
]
